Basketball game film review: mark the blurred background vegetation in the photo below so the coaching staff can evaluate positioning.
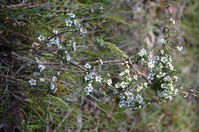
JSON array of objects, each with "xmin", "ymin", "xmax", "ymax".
[{"xmin": 0, "ymin": 0, "xmax": 199, "ymax": 131}]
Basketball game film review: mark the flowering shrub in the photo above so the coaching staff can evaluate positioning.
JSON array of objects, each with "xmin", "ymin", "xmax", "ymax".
[
  {"xmin": 2, "ymin": 0, "xmax": 197, "ymax": 131},
  {"xmin": 26, "ymin": 1, "xmax": 183, "ymax": 110}
]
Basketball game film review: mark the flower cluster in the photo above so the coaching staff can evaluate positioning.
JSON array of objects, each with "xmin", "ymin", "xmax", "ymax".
[
  {"xmin": 138, "ymin": 46, "xmax": 179, "ymax": 100},
  {"xmin": 84, "ymin": 63, "xmax": 103, "ymax": 95},
  {"xmin": 114, "ymin": 61, "xmax": 146, "ymax": 109},
  {"xmin": 28, "ymin": 57, "xmax": 59, "ymax": 93},
  {"xmin": 65, "ymin": 12, "xmax": 87, "ymax": 35},
  {"xmin": 29, "ymin": 57, "xmax": 46, "ymax": 86}
]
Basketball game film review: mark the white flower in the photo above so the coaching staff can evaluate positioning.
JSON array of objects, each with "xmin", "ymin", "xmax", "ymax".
[
  {"xmin": 143, "ymin": 82, "xmax": 148, "ymax": 87},
  {"xmin": 138, "ymin": 48, "xmax": 147, "ymax": 57},
  {"xmin": 160, "ymin": 50, "xmax": 165, "ymax": 54},
  {"xmin": 38, "ymin": 64, "xmax": 46, "ymax": 72},
  {"xmin": 65, "ymin": 19, "xmax": 73, "ymax": 27},
  {"xmin": 49, "ymin": 37, "xmax": 60, "ymax": 46},
  {"xmin": 84, "ymin": 83, "xmax": 93, "ymax": 95},
  {"xmin": 148, "ymin": 61, "xmax": 154, "ymax": 69},
  {"xmin": 84, "ymin": 63, "xmax": 91, "ymax": 69},
  {"xmin": 115, "ymin": 83, "xmax": 120, "ymax": 88},
  {"xmin": 95, "ymin": 75, "xmax": 102, "ymax": 83},
  {"xmin": 57, "ymin": 44, "xmax": 63, "ymax": 49},
  {"xmin": 137, "ymin": 85, "xmax": 143, "ymax": 92},
  {"xmin": 99, "ymin": 59, "xmax": 103, "ymax": 65},
  {"xmin": 68, "ymin": 13, "xmax": 75, "ymax": 18},
  {"xmin": 133, "ymin": 75, "xmax": 138, "ymax": 80},
  {"xmin": 161, "ymin": 83, "xmax": 167, "ymax": 89},
  {"xmin": 168, "ymin": 83, "xmax": 174, "ymax": 91},
  {"xmin": 120, "ymin": 81, "xmax": 128, "ymax": 88},
  {"xmin": 53, "ymin": 29, "xmax": 58, "ymax": 34},
  {"xmin": 160, "ymin": 38, "xmax": 166, "ymax": 44},
  {"xmin": 66, "ymin": 54, "xmax": 71, "ymax": 61},
  {"xmin": 73, "ymin": 19, "xmax": 79, "ymax": 26},
  {"xmin": 173, "ymin": 76, "xmax": 178, "ymax": 81},
  {"xmin": 39, "ymin": 78, "xmax": 45, "ymax": 82},
  {"xmin": 161, "ymin": 57, "xmax": 168, "ymax": 63},
  {"xmin": 168, "ymin": 63, "xmax": 174, "ymax": 71},
  {"xmin": 119, "ymin": 71, "xmax": 125, "ymax": 77},
  {"xmin": 50, "ymin": 83, "xmax": 55, "ymax": 90},
  {"xmin": 29, "ymin": 78, "xmax": 37, "ymax": 85},
  {"xmin": 51, "ymin": 76, "xmax": 57, "ymax": 82},
  {"xmin": 80, "ymin": 28, "xmax": 87, "ymax": 35},
  {"xmin": 107, "ymin": 79, "xmax": 112, "ymax": 86},
  {"xmin": 57, "ymin": 72, "xmax": 61, "ymax": 76},
  {"xmin": 140, "ymin": 58, "xmax": 146, "ymax": 65},
  {"xmin": 174, "ymin": 89, "xmax": 178, "ymax": 95},
  {"xmin": 170, "ymin": 18, "xmax": 175, "ymax": 24},
  {"xmin": 50, "ymin": 76, "xmax": 57, "ymax": 90},
  {"xmin": 38, "ymin": 35, "xmax": 46, "ymax": 41},
  {"xmin": 177, "ymin": 46, "xmax": 183, "ymax": 52},
  {"xmin": 135, "ymin": 94, "xmax": 144, "ymax": 104}
]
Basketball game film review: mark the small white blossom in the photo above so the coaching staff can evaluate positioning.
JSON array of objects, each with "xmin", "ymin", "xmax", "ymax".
[
  {"xmin": 50, "ymin": 76, "xmax": 57, "ymax": 91},
  {"xmin": 84, "ymin": 83, "xmax": 93, "ymax": 95},
  {"xmin": 95, "ymin": 75, "xmax": 102, "ymax": 83},
  {"xmin": 120, "ymin": 81, "xmax": 128, "ymax": 88},
  {"xmin": 65, "ymin": 19, "xmax": 73, "ymax": 27},
  {"xmin": 38, "ymin": 64, "xmax": 46, "ymax": 72},
  {"xmin": 39, "ymin": 78, "xmax": 45, "ymax": 82},
  {"xmin": 38, "ymin": 35, "xmax": 46, "ymax": 41},
  {"xmin": 84, "ymin": 63, "xmax": 91, "ymax": 69},
  {"xmin": 51, "ymin": 76, "xmax": 57, "ymax": 82},
  {"xmin": 170, "ymin": 18, "xmax": 175, "ymax": 24},
  {"xmin": 136, "ymin": 85, "xmax": 143, "ymax": 92},
  {"xmin": 161, "ymin": 57, "xmax": 168, "ymax": 64},
  {"xmin": 80, "ymin": 28, "xmax": 87, "ymax": 35},
  {"xmin": 138, "ymin": 48, "xmax": 147, "ymax": 57},
  {"xmin": 133, "ymin": 74, "xmax": 138, "ymax": 80},
  {"xmin": 107, "ymin": 79, "xmax": 112, "ymax": 86},
  {"xmin": 148, "ymin": 61, "xmax": 155, "ymax": 69},
  {"xmin": 99, "ymin": 59, "xmax": 103, "ymax": 65},
  {"xmin": 160, "ymin": 38, "xmax": 166, "ymax": 44},
  {"xmin": 173, "ymin": 76, "xmax": 178, "ymax": 81},
  {"xmin": 29, "ymin": 78, "xmax": 37, "ymax": 86},
  {"xmin": 119, "ymin": 71, "xmax": 125, "ymax": 77},
  {"xmin": 160, "ymin": 50, "xmax": 165, "ymax": 54},
  {"xmin": 177, "ymin": 46, "xmax": 183, "ymax": 52},
  {"xmin": 66, "ymin": 54, "xmax": 71, "ymax": 61},
  {"xmin": 53, "ymin": 29, "xmax": 58, "ymax": 34},
  {"xmin": 68, "ymin": 13, "xmax": 75, "ymax": 18},
  {"xmin": 48, "ymin": 37, "xmax": 60, "ymax": 46}
]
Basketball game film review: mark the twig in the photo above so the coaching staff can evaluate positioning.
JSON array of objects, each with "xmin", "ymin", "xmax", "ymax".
[
  {"xmin": 11, "ymin": 52, "xmax": 86, "ymax": 73},
  {"xmin": 47, "ymin": 30, "xmax": 77, "ymax": 41},
  {"xmin": 77, "ymin": 60, "xmax": 122, "ymax": 65}
]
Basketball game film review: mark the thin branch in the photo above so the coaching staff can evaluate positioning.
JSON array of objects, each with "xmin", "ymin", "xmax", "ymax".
[
  {"xmin": 77, "ymin": 59, "xmax": 122, "ymax": 65},
  {"xmin": 47, "ymin": 30, "xmax": 77, "ymax": 41}
]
